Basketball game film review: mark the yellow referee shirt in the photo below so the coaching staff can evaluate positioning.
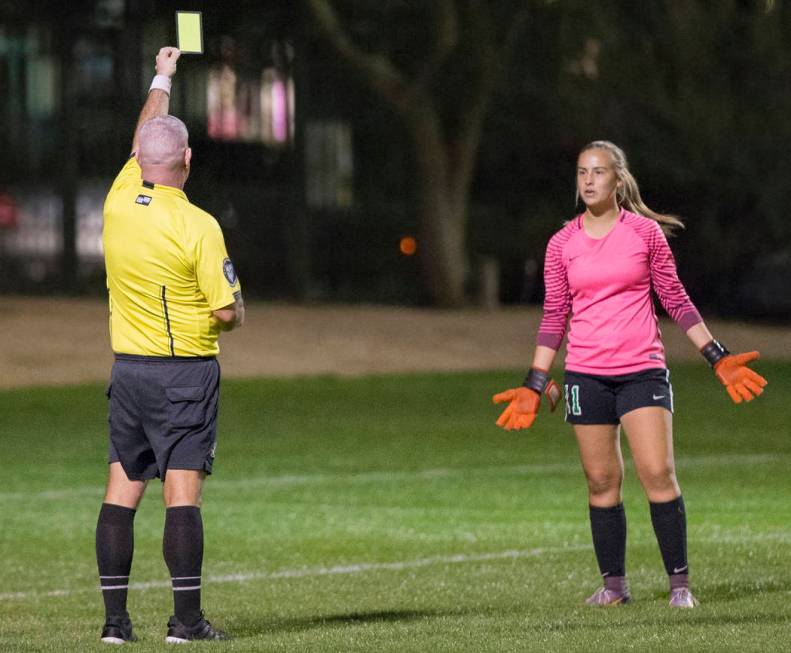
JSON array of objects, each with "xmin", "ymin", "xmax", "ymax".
[{"xmin": 103, "ymin": 156, "xmax": 241, "ymax": 357}]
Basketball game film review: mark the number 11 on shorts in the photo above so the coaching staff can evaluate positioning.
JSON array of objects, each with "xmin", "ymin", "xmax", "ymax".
[{"xmin": 565, "ymin": 384, "xmax": 582, "ymax": 416}]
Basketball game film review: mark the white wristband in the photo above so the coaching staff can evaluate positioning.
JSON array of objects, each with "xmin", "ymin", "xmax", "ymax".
[{"xmin": 149, "ymin": 74, "xmax": 172, "ymax": 95}]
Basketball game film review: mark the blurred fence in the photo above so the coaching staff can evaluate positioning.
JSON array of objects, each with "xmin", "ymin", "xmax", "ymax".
[{"xmin": 0, "ymin": 182, "xmax": 104, "ymax": 290}]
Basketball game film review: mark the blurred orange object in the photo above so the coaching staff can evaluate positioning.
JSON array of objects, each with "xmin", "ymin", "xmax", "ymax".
[{"xmin": 399, "ymin": 236, "xmax": 417, "ymax": 256}]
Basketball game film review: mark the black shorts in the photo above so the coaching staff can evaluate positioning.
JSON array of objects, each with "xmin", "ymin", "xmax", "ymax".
[
  {"xmin": 107, "ymin": 354, "xmax": 220, "ymax": 481},
  {"xmin": 563, "ymin": 368, "xmax": 673, "ymax": 425}
]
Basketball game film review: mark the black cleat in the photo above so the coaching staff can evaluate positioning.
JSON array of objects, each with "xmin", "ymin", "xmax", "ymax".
[
  {"xmin": 166, "ymin": 612, "xmax": 229, "ymax": 643},
  {"xmin": 101, "ymin": 613, "xmax": 137, "ymax": 644}
]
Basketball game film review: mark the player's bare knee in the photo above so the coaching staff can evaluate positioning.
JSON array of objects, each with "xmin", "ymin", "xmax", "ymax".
[
  {"xmin": 640, "ymin": 466, "xmax": 678, "ymax": 494},
  {"xmin": 586, "ymin": 470, "xmax": 622, "ymax": 498}
]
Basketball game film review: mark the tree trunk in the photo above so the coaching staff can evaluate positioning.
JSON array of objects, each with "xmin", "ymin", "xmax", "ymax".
[
  {"xmin": 406, "ymin": 106, "xmax": 470, "ymax": 307},
  {"xmin": 417, "ymin": 180, "xmax": 467, "ymax": 307},
  {"xmin": 304, "ymin": 0, "xmax": 497, "ymax": 306}
]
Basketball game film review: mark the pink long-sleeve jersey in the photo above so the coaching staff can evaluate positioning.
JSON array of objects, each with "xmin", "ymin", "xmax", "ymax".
[{"xmin": 537, "ymin": 209, "xmax": 702, "ymax": 375}]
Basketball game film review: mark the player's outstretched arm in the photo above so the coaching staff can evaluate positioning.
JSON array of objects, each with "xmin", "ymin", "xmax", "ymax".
[
  {"xmin": 686, "ymin": 323, "xmax": 767, "ymax": 403},
  {"xmin": 492, "ymin": 346, "xmax": 561, "ymax": 431},
  {"xmin": 131, "ymin": 46, "xmax": 181, "ymax": 155}
]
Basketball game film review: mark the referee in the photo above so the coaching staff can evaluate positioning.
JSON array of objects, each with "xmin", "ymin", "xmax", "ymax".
[{"xmin": 96, "ymin": 47, "xmax": 242, "ymax": 644}]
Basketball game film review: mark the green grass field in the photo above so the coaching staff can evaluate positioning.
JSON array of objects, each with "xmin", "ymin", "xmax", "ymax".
[{"xmin": 1, "ymin": 363, "xmax": 789, "ymax": 652}]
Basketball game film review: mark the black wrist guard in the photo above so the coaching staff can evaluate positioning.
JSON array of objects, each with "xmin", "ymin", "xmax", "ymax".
[
  {"xmin": 700, "ymin": 339, "xmax": 730, "ymax": 367},
  {"xmin": 522, "ymin": 368, "xmax": 549, "ymax": 394}
]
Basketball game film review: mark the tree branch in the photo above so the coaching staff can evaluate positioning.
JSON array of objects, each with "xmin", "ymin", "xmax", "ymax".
[
  {"xmin": 446, "ymin": 1, "xmax": 499, "ymax": 201},
  {"xmin": 407, "ymin": 0, "xmax": 460, "ymax": 98},
  {"xmin": 305, "ymin": 0, "xmax": 413, "ymax": 111}
]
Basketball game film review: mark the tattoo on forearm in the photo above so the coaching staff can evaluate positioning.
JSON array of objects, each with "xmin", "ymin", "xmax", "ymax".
[{"xmin": 232, "ymin": 290, "xmax": 244, "ymax": 327}]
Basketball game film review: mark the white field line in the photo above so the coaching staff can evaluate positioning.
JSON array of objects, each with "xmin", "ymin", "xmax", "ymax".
[
  {"xmin": 1, "ymin": 530, "xmax": 789, "ymax": 603},
  {"xmin": 0, "ymin": 453, "xmax": 785, "ymax": 502},
  {"xmin": 0, "ymin": 545, "xmax": 589, "ymax": 601}
]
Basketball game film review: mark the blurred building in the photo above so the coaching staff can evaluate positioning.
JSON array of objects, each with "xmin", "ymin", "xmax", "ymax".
[
  {"xmin": 0, "ymin": 1, "xmax": 393, "ymax": 300},
  {"xmin": 6, "ymin": 2, "xmax": 787, "ymax": 314}
]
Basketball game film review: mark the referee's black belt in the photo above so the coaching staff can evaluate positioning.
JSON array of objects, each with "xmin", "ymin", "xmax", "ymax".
[{"xmin": 114, "ymin": 353, "xmax": 216, "ymax": 363}]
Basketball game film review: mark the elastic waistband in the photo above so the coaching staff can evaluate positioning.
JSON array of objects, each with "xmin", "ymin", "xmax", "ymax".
[
  {"xmin": 114, "ymin": 353, "xmax": 216, "ymax": 363},
  {"xmin": 565, "ymin": 367, "xmax": 668, "ymax": 382}
]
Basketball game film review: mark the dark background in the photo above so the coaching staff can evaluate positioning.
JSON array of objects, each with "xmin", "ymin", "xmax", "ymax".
[{"xmin": 1, "ymin": 0, "xmax": 789, "ymax": 317}]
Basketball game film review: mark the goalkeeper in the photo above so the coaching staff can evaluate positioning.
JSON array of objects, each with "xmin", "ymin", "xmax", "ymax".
[{"xmin": 493, "ymin": 140, "xmax": 766, "ymax": 609}]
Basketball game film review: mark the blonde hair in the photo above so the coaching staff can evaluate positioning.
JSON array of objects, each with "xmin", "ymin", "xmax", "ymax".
[{"xmin": 578, "ymin": 140, "xmax": 684, "ymax": 235}]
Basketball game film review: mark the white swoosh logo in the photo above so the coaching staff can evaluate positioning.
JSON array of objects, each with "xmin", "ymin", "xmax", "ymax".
[{"xmin": 653, "ymin": 394, "xmax": 665, "ymax": 400}]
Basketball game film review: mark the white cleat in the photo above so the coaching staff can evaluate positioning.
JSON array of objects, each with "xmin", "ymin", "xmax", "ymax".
[{"xmin": 669, "ymin": 587, "xmax": 699, "ymax": 608}]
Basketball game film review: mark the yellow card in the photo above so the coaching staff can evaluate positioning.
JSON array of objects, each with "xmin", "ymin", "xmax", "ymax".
[{"xmin": 176, "ymin": 11, "xmax": 203, "ymax": 54}]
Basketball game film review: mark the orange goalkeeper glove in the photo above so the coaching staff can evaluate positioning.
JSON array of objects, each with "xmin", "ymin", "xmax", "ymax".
[
  {"xmin": 701, "ymin": 340, "xmax": 768, "ymax": 404},
  {"xmin": 492, "ymin": 368, "xmax": 561, "ymax": 431}
]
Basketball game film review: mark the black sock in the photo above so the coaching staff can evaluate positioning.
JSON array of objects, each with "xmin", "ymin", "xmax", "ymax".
[
  {"xmin": 163, "ymin": 506, "xmax": 204, "ymax": 627},
  {"xmin": 589, "ymin": 503, "xmax": 627, "ymax": 579},
  {"xmin": 96, "ymin": 503, "xmax": 136, "ymax": 620},
  {"xmin": 649, "ymin": 496, "xmax": 688, "ymax": 577}
]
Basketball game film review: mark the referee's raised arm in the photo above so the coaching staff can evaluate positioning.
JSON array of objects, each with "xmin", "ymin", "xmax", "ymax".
[{"xmin": 131, "ymin": 47, "xmax": 181, "ymax": 155}]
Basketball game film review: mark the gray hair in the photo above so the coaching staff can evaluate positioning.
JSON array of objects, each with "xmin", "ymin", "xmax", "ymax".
[{"xmin": 138, "ymin": 115, "xmax": 189, "ymax": 167}]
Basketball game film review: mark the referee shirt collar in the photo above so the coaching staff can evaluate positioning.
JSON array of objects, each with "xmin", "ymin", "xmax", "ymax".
[{"xmin": 141, "ymin": 179, "xmax": 187, "ymax": 201}]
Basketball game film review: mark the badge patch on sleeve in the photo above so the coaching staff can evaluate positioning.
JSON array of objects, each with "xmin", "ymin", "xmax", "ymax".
[
  {"xmin": 223, "ymin": 258, "xmax": 237, "ymax": 286},
  {"xmin": 135, "ymin": 194, "xmax": 152, "ymax": 206}
]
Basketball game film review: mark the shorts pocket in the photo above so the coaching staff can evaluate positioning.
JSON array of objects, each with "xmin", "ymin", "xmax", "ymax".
[
  {"xmin": 105, "ymin": 383, "xmax": 113, "ymax": 426},
  {"xmin": 165, "ymin": 386, "xmax": 207, "ymax": 429}
]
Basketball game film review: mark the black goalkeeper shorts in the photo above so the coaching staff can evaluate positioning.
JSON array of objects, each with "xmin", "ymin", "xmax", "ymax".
[
  {"xmin": 107, "ymin": 354, "xmax": 220, "ymax": 481},
  {"xmin": 563, "ymin": 368, "xmax": 673, "ymax": 425}
]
